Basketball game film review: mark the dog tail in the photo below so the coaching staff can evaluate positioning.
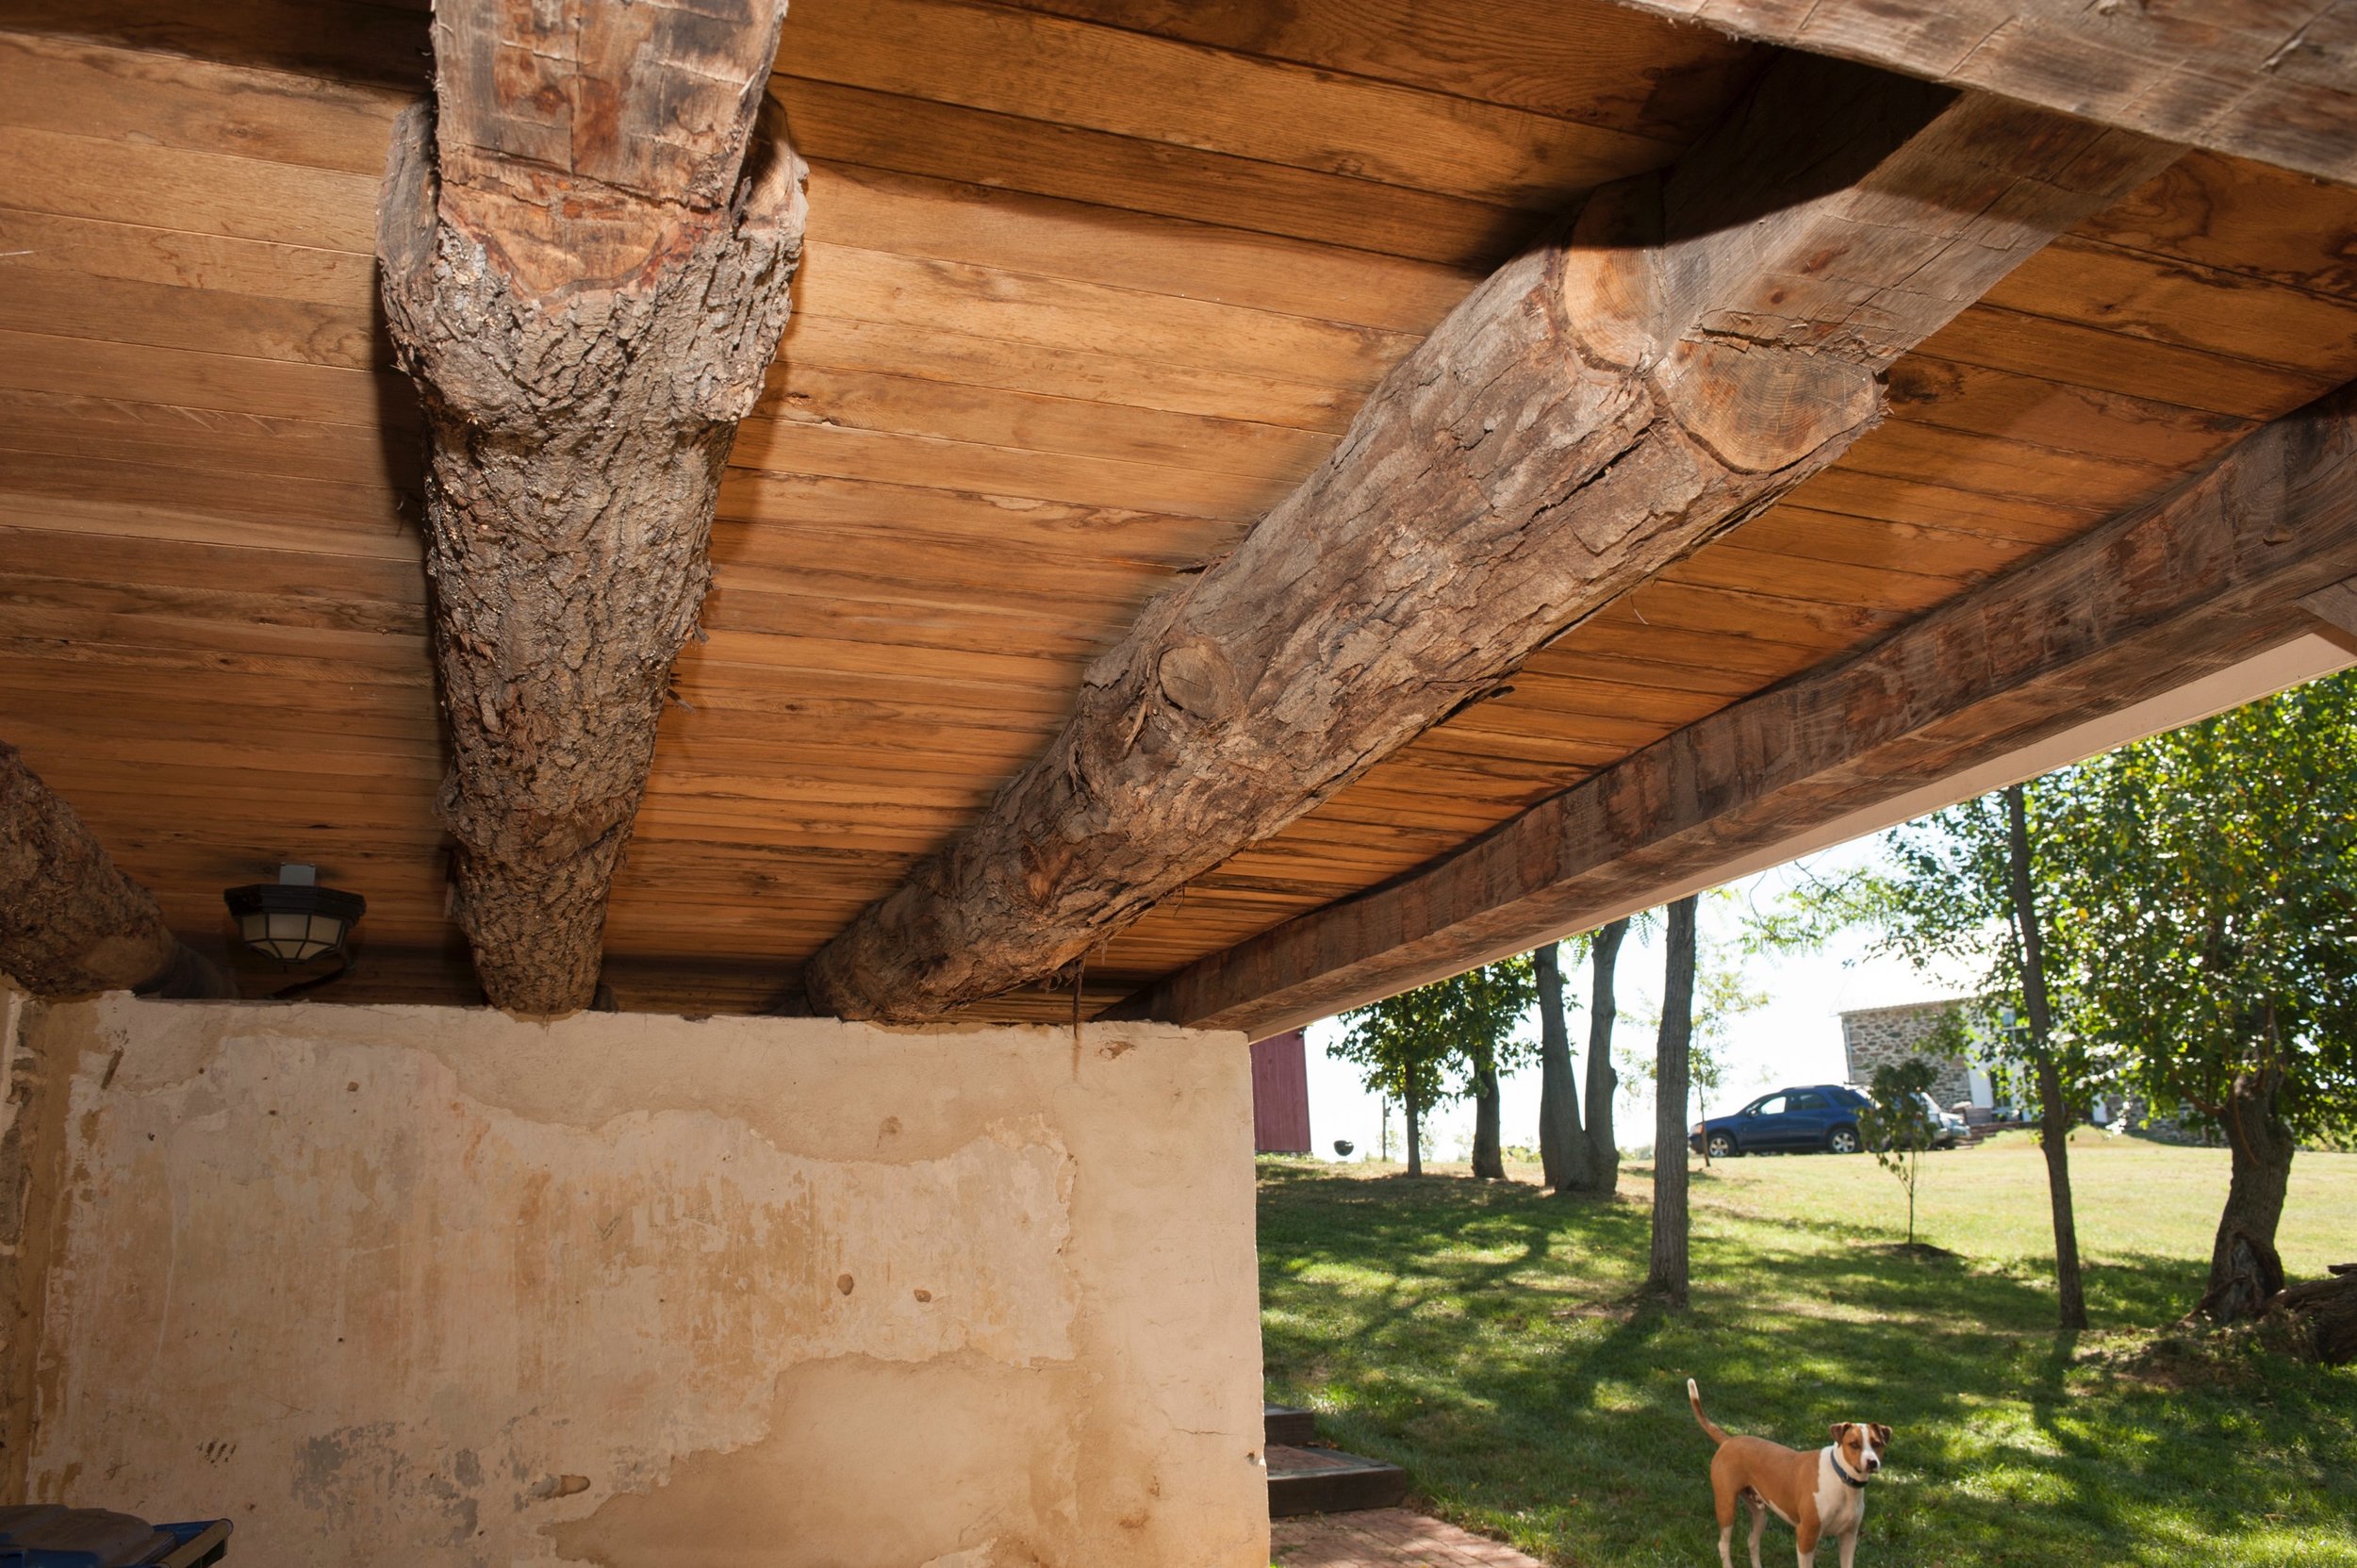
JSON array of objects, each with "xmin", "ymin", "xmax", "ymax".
[{"xmin": 1688, "ymin": 1378, "xmax": 1730, "ymax": 1445}]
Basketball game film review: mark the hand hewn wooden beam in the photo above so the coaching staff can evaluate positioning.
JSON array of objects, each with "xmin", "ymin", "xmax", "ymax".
[
  {"xmin": 2303, "ymin": 574, "xmax": 2357, "ymax": 655},
  {"xmin": 799, "ymin": 56, "xmax": 2179, "ymax": 1023},
  {"xmin": 380, "ymin": 0, "xmax": 807, "ymax": 1014},
  {"xmin": 1125, "ymin": 381, "xmax": 2357, "ymax": 1037},
  {"xmin": 1605, "ymin": 0, "xmax": 2357, "ymax": 187},
  {"xmin": 1, "ymin": 743, "xmax": 228, "ymax": 999}
]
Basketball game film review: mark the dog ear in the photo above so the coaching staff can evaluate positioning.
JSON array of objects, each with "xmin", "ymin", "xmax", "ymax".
[
  {"xmin": 1828, "ymin": 1423, "xmax": 1849, "ymax": 1444},
  {"xmin": 1871, "ymin": 1424, "xmax": 1891, "ymax": 1447}
]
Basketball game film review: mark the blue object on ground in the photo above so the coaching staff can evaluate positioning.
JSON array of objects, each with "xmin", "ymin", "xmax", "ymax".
[{"xmin": 0, "ymin": 1506, "xmax": 230, "ymax": 1568}]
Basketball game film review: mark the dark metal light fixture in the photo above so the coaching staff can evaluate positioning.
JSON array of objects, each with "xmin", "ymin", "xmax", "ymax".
[{"xmin": 223, "ymin": 864, "xmax": 366, "ymax": 964}]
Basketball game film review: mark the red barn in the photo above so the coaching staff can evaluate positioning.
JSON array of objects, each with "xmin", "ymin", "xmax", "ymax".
[{"xmin": 1249, "ymin": 1031, "xmax": 1312, "ymax": 1155}]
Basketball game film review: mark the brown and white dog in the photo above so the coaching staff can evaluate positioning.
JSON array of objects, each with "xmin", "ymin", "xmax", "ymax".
[{"xmin": 1688, "ymin": 1378, "xmax": 1888, "ymax": 1568}]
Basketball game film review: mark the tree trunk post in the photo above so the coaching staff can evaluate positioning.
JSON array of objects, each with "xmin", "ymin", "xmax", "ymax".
[
  {"xmin": 2005, "ymin": 784, "xmax": 2088, "ymax": 1329},
  {"xmin": 1472, "ymin": 1033, "xmax": 1505, "ymax": 1180},
  {"xmin": 799, "ymin": 63, "xmax": 2178, "ymax": 1024},
  {"xmin": 1584, "ymin": 919, "xmax": 1629, "ymax": 1195},
  {"xmin": 378, "ymin": 0, "xmax": 807, "ymax": 1015},
  {"xmin": 1535, "ymin": 942, "xmax": 1588, "ymax": 1193},
  {"xmin": 1647, "ymin": 897, "xmax": 1698, "ymax": 1308}
]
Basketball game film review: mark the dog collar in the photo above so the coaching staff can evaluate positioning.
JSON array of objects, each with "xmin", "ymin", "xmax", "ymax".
[{"xmin": 1829, "ymin": 1450, "xmax": 1870, "ymax": 1490}]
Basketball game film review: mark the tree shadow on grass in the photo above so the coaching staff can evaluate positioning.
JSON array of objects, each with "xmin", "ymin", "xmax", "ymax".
[{"xmin": 1259, "ymin": 1167, "xmax": 2357, "ymax": 1568}]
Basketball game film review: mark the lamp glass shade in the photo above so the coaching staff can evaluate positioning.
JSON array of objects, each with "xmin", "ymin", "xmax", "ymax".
[{"xmin": 223, "ymin": 879, "xmax": 366, "ymax": 965}]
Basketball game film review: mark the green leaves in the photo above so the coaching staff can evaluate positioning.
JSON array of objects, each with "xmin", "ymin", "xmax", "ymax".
[
  {"xmin": 1775, "ymin": 668, "xmax": 2357, "ymax": 1145},
  {"xmin": 2043, "ymin": 670, "xmax": 2357, "ymax": 1140},
  {"xmin": 1333, "ymin": 955, "xmax": 1540, "ymax": 1106}
]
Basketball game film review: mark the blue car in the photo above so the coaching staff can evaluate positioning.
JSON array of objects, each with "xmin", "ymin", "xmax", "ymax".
[{"xmin": 1689, "ymin": 1084, "xmax": 1871, "ymax": 1158}]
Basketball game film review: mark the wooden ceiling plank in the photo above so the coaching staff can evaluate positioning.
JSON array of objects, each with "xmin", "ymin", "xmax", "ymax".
[
  {"xmin": 773, "ymin": 314, "xmax": 1363, "ymax": 434},
  {"xmin": 0, "ymin": 451, "xmax": 406, "ymax": 538},
  {"xmin": 0, "ymin": 30, "xmax": 403, "ymax": 176},
  {"xmin": 0, "ymin": 0, "xmax": 431, "ymax": 93},
  {"xmin": 783, "ymin": 77, "xmax": 1531, "ymax": 269},
  {"xmin": 0, "ymin": 269, "xmax": 376, "ymax": 371},
  {"xmin": 731, "ymin": 418, "xmax": 1288, "ymax": 521},
  {"xmin": 804, "ymin": 163, "xmax": 1480, "ymax": 332},
  {"xmin": 1835, "ymin": 420, "xmax": 2179, "ymax": 509},
  {"xmin": 0, "ymin": 392, "xmax": 414, "ymax": 491},
  {"xmin": 1884, "ymin": 355, "xmax": 2255, "ymax": 471},
  {"xmin": 1984, "ymin": 235, "xmax": 2357, "ymax": 374},
  {"xmin": 1726, "ymin": 506, "xmax": 2046, "ymax": 580},
  {"xmin": 796, "ymin": 241, "xmax": 1422, "ymax": 391},
  {"xmin": 1129, "ymin": 379, "xmax": 2357, "ymax": 1034},
  {"xmin": 768, "ymin": 362, "xmax": 1337, "ymax": 484},
  {"xmin": 0, "ymin": 208, "xmax": 377, "ymax": 310},
  {"xmin": 2076, "ymin": 150, "xmax": 2357, "ymax": 298},
  {"xmin": 0, "ymin": 330, "xmax": 398, "ymax": 426},
  {"xmin": 799, "ymin": 58, "xmax": 2183, "ymax": 1021},
  {"xmin": 1923, "ymin": 305, "xmax": 2335, "ymax": 421},
  {"xmin": 1790, "ymin": 468, "xmax": 2104, "ymax": 541},
  {"xmin": 993, "ymin": 0, "xmax": 1759, "ymax": 140},
  {"xmin": 782, "ymin": 0, "xmax": 1681, "ymax": 207},
  {"xmin": 0, "ymin": 122, "xmax": 375, "ymax": 252},
  {"xmin": 1597, "ymin": 0, "xmax": 2357, "ymax": 187}
]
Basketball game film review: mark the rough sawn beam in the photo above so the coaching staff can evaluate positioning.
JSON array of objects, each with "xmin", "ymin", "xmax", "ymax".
[
  {"xmin": 1604, "ymin": 0, "xmax": 2357, "ymax": 188},
  {"xmin": 379, "ymin": 0, "xmax": 808, "ymax": 1014},
  {"xmin": 799, "ymin": 55, "xmax": 2179, "ymax": 1023},
  {"xmin": 1, "ymin": 742, "xmax": 227, "ymax": 999},
  {"xmin": 1125, "ymin": 380, "xmax": 2357, "ymax": 1037}
]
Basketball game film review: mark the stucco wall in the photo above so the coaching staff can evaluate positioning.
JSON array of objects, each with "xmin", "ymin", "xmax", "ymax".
[{"xmin": 5, "ymin": 994, "xmax": 1266, "ymax": 1568}]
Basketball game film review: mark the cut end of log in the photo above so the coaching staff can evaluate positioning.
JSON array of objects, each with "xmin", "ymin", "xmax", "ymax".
[{"xmin": 383, "ymin": 1, "xmax": 808, "ymax": 1015}]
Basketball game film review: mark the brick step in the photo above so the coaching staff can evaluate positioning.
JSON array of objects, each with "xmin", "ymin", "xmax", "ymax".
[
  {"xmin": 1267, "ymin": 1444, "xmax": 1411, "ymax": 1518},
  {"xmin": 1265, "ymin": 1403, "xmax": 1319, "ymax": 1446}
]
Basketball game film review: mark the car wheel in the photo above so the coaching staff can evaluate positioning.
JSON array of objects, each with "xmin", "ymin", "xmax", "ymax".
[
  {"xmin": 1828, "ymin": 1127, "xmax": 1861, "ymax": 1155},
  {"xmin": 1706, "ymin": 1132, "xmax": 1735, "ymax": 1160}
]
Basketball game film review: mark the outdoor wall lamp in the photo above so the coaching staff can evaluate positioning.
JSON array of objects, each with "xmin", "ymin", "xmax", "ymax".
[{"xmin": 223, "ymin": 864, "xmax": 367, "ymax": 964}]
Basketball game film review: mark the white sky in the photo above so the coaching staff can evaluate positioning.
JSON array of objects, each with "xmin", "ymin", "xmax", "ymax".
[{"xmin": 1298, "ymin": 834, "xmax": 1983, "ymax": 1162}]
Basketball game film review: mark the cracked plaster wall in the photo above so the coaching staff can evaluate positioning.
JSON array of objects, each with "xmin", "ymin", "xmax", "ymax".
[{"xmin": 3, "ymin": 993, "xmax": 1267, "ymax": 1568}]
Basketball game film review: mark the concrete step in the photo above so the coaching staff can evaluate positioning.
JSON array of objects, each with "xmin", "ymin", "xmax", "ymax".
[
  {"xmin": 1265, "ymin": 1403, "xmax": 1319, "ymax": 1446},
  {"xmin": 1267, "ymin": 1444, "xmax": 1411, "ymax": 1518}
]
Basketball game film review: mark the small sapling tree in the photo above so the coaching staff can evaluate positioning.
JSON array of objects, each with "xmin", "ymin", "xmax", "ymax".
[{"xmin": 1860, "ymin": 1058, "xmax": 1941, "ymax": 1250}]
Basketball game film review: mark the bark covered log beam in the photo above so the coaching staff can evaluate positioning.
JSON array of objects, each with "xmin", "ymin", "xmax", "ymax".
[
  {"xmin": 800, "ymin": 55, "xmax": 2177, "ymax": 1022},
  {"xmin": 1604, "ymin": 0, "xmax": 2357, "ymax": 187},
  {"xmin": 381, "ymin": 0, "xmax": 807, "ymax": 1014},
  {"xmin": 1, "ymin": 743, "xmax": 229, "ymax": 999},
  {"xmin": 1129, "ymin": 380, "xmax": 2357, "ymax": 1037}
]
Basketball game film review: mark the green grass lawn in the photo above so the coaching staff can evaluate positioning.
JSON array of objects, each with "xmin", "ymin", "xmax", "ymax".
[{"xmin": 1259, "ymin": 1137, "xmax": 2357, "ymax": 1567}]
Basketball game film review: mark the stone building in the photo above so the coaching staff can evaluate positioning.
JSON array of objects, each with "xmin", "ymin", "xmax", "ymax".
[{"xmin": 1840, "ymin": 999, "xmax": 1984, "ymax": 1109}]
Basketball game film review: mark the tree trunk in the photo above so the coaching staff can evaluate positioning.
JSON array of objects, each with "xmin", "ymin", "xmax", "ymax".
[
  {"xmin": 1472, "ymin": 1034, "xmax": 1505, "ymax": 1180},
  {"xmin": 1404, "ymin": 1082, "xmax": 1424, "ymax": 1179},
  {"xmin": 1, "ymin": 743, "xmax": 227, "ymax": 999},
  {"xmin": 1583, "ymin": 919, "xmax": 1629, "ymax": 1195},
  {"xmin": 1647, "ymin": 897, "xmax": 1698, "ymax": 1307},
  {"xmin": 1535, "ymin": 942, "xmax": 1587, "ymax": 1192},
  {"xmin": 801, "ymin": 64, "xmax": 2175, "ymax": 1023},
  {"xmin": 2005, "ymin": 784, "xmax": 2086, "ymax": 1330},
  {"xmin": 377, "ymin": 0, "xmax": 806, "ymax": 1015},
  {"xmin": 2205, "ymin": 1065, "xmax": 2297, "ymax": 1319}
]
